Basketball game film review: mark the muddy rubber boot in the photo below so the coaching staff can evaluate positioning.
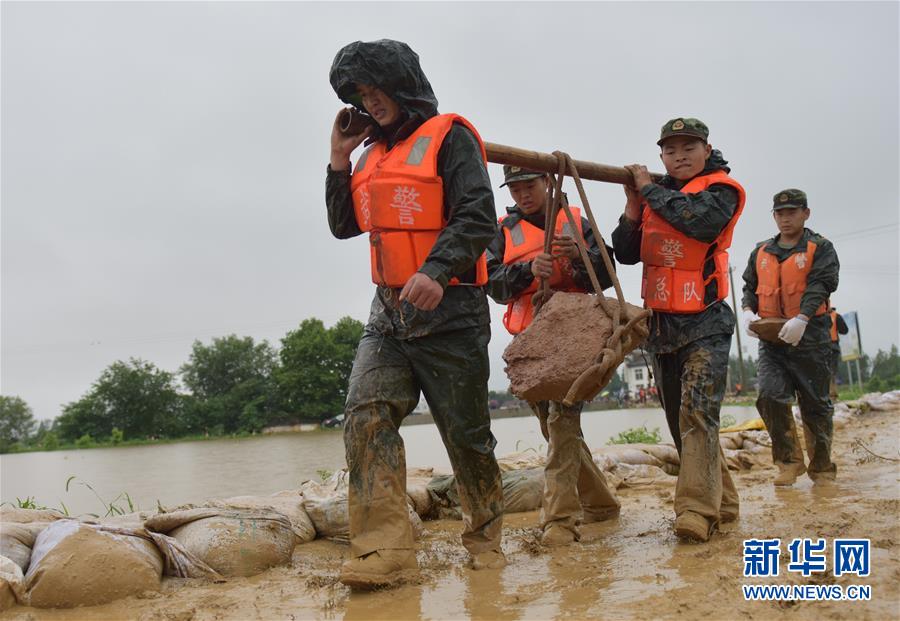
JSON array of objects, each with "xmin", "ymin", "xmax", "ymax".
[
  {"xmin": 808, "ymin": 469, "xmax": 837, "ymax": 484},
  {"xmin": 674, "ymin": 511, "xmax": 714, "ymax": 543},
  {"xmin": 540, "ymin": 524, "xmax": 577, "ymax": 546},
  {"xmin": 339, "ymin": 550, "xmax": 418, "ymax": 589},
  {"xmin": 469, "ymin": 549, "xmax": 507, "ymax": 570},
  {"xmin": 774, "ymin": 462, "xmax": 807, "ymax": 486},
  {"xmin": 720, "ymin": 507, "xmax": 739, "ymax": 523},
  {"xmin": 582, "ymin": 505, "xmax": 621, "ymax": 523}
]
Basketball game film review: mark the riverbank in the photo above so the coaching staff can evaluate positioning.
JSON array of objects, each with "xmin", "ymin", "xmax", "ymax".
[{"xmin": 4, "ymin": 400, "xmax": 897, "ymax": 620}]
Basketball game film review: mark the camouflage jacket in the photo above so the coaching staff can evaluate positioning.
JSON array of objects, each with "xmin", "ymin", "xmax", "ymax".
[
  {"xmin": 485, "ymin": 203, "xmax": 616, "ymax": 304},
  {"xmin": 611, "ymin": 151, "xmax": 740, "ymax": 353},
  {"xmin": 741, "ymin": 228, "xmax": 840, "ymax": 347}
]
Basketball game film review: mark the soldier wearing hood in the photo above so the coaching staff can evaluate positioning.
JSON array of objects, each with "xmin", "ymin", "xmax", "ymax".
[
  {"xmin": 611, "ymin": 118, "xmax": 742, "ymax": 542},
  {"xmin": 326, "ymin": 39, "xmax": 505, "ymax": 588}
]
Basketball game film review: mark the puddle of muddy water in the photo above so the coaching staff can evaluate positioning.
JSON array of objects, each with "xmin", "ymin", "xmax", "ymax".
[{"xmin": 0, "ymin": 406, "xmax": 760, "ymax": 516}]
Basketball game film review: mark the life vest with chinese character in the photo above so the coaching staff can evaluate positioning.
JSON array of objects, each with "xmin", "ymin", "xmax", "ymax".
[
  {"xmin": 755, "ymin": 240, "xmax": 829, "ymax": 319},
  {"xmin": 829, "ymin": 310, "xmax": 839, "ymax": 342},
  {"xmin": 350, "ymin": 113, "xmax": 488, "ymax": 287},
  {"xmin": 500, "ymin": 208, "xmax": 585, "ymax": 334},
  {"xmin": 639, "ymin": 170, "xmax": 746, "ymax": 313}
]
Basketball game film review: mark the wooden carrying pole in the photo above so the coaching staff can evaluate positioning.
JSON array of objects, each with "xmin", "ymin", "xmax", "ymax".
[{"xmin": 485, "ymin": 142, "xmax": 664, "ymax": 186}]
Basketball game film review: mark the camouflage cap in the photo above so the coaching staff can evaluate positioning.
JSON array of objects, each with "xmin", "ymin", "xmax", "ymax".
[
  {"xmin": 500, "ymin": 165, "xmax": 546, "ymax": 188},
  {"xmin": 772, "ymin": 188, "xmax": 808, "ymax": 210},
  {"xmin": 657, "ymin": 117, "xmax": 709, "ymax": 146}
]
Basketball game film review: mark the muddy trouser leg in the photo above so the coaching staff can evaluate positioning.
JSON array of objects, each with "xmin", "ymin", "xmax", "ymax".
[
  {"xmin": 789, "ymin": 345, "xmax": 837, "ymax": 478},
  {"xmin": 719, "ymin": 443, "xmax": 740, "ymax": 517},
  {"xmin": 756, "ymin": 342, "xmax": 805, "ymax": 468},
  {"xmin": 570, "ymin": 403, "xmax": 621, "ymax": 521},
  {"xmin": 829, "ymin": 347, "xmax": 841, "ymax": 398},
  {"xmin": 538, "ymin": 401, "xmax": 596, "ymax": 534},
  {"xmin": 652, "ymin": 352, "xmax": 683, "ymax": 453},
  {"xmin": 669, "ymin": 335, "xmax": 731, "ymax": 525},
  {"xmin": 344, "ymin": 331, "xmax": 420, "ymax": 559},
  {"xmin": 409, "ymin": 326, "xmax": 504, "ymax": 555}
]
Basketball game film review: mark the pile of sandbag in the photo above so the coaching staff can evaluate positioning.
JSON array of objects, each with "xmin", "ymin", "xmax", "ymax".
[
  {"xmin": 856, "ymin": 391, "xmax": 900, "ymax": 411},
  {"xmin": 1, "ymin": 518, "xmax": 163, "ymax": 609},
  {"xmin": 144, "ymin": 492, "xmax": 315, "ymax": 578}
]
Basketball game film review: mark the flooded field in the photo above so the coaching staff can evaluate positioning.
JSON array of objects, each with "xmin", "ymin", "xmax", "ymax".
[
  {"xmin": 1, "ymin": 406, "xmax": 760, "ymax": 516},
  {"xmin": 3, "ymin": 406, "xmax": 897, "ymax": 620}
]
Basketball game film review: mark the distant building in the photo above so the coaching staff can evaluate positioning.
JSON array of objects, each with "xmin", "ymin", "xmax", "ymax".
[{"xmin": 622, "ymin": 352, "xmax": 653, "ymax": 395}]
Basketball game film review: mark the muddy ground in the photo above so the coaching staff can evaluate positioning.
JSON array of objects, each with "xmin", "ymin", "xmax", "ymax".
[{"xmin": 4, "ymin": 408, "xmax": 898, "ymax": 621}]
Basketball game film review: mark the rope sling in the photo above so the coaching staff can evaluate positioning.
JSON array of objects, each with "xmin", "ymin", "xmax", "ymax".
[{"xmin": 528, "ymin": 151, "xmax": 651, "ymax": 406}]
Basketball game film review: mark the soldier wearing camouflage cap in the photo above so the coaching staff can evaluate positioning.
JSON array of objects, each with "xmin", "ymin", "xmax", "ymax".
[
  {"xmin": 741, "ymin": 188, "xmax": 840, "ymax": 487},
  {"xmin": 611, "ymin": 116, "xmax": 743, "ymax": 542},
  {"xmin": 486, "ymin": 165, "xmax": 622, "ymax": 547}
]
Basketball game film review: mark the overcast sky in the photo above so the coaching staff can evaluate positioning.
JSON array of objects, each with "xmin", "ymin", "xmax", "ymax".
[{"xmin": 2, "ymin": 1, "xmax": 898, "ymax": 422}]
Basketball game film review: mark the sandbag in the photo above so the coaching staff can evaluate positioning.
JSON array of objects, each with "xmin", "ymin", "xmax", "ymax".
[
  {"xmin": 300, "ymin": 483, "xmax": 423, "ymax": 541},
  {"xmin": 503, "ymin": 293, "xmax": 648, "ymax": 402},
  {"xmin": 497, "ymin": 450, "xmax": 547, "ymax": 472},
  {"xmin": 613, "ymin": 463, "xmax": 674, "ymax": 487},
  {"xmin": 406, "ymin": 477, "xmax": 433, "ymax": 518},
  {"xmin": 0, "ymin": 522, "xmax": 49, "ymax": 572},
  {"xmin": 213, "ymin": 493, "xmax": 315, "ymax": 544},
  {"xmin": 596, "ymin": 446, "xmax": 663, "ymax": 467},
  {"xmin": 0, "ymin": 555, "xmax": 25, "ymax": 612},
  {"xmin": 861, "ymin": 391, "xmax": 900, "ymax": 411},
  {"xmin": 0, "ymin": 507, "xmax": 65, "ymax": 524},
  {"xmin": 145, "ymin": 507, "xmax": 295, "ymax": 577},
  {"xmin": 502, "ymin": 468, "xmax": 545, "ymax": 514},
  {"xmin": 24, "ymin": 520, "xmax": 162, "ymax": 608},
  {"xmin": 719, "ymin": 433, "xmax": 744, "ymax": 451}
]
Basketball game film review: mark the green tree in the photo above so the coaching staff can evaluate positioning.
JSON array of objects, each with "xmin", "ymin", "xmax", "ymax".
[
  {"xmin": 56, "ymin": 359, "xmax": 184, "ymax": 442},
  {"xmin": 871, "ymin": 345, "xmax": 900, "ymax": 382},
  {"xmin": 180, "ymin": 335, "xmax": 278, "ymax": 433},
  {"xmin": 0, "ymin": 395, "xmax": 37, "ymax": 453},
  {"xmin": 276, "ymin": 317, "xmax": 364, "ymax": 422}
]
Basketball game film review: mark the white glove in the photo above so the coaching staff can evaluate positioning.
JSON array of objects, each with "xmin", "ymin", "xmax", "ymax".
[
  {"xmin": 778, "ymin": 316, "xmax": 808, "ymax": 346},
  {"xmin": 741, "ymin": 309, "xmax": 760, "ymax": 339}
]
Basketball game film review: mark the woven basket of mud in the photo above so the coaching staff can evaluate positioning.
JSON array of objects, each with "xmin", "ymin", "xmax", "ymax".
[{"xmin": 503, "ymin": 292, "xmax": 649, "ymax": 404}]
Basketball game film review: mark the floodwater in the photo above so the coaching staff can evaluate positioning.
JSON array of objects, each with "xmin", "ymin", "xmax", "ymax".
[{"xmin": 0, "ymin": 406, "xmax": 759, "ymax": 517}]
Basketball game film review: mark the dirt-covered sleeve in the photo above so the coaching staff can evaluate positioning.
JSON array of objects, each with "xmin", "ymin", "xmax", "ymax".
[
  {"xmin": 417, "ymin": 124, "xmax": 498, "ymax": 288},
  {"xmin": 325, "ymin": 165, "xmax": 364, "ymax": 239},
  {"xmin": 640, "ymin": 183, "xmax": 739, "ymax": 243},
  {"xmin": 485, "ymin": 222, "xmax": 536, "ymax": 304},
  {"xmin": 611, "ymin": 215, "xmax": 643, "ymax": 265},
  {"xmin": 573, "ymin": 215, "xmax": 616, "ymax": 292},
  {"xmin": 741, "ymin": 245, "xmax": 761, "ymax": 312},
  {"xmin": 800, "ymin": 237, "xmax": 839, "ymax": 317}
]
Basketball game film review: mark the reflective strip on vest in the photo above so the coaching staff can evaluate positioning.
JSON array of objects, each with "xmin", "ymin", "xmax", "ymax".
[
  {"xmin": 509, "ymin": 222, "xmax": 526, "ymax": 246},
  {"xmin": 755, "ymin": 240, "xmax": 829, "ymax": 319},
  {"xmin": 349, "ymin": 113, "xmax": 489, "ymax": 287},
  {"xmin": 355, "ymin": 146, "xmax": 373, "ymax": 174},
  {"xmin": 405, "ymin": 136, "xmax": 432, "ymax": 166}
]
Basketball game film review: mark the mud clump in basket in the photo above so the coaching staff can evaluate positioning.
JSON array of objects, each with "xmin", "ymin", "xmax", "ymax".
[{"xmin": 503, "ymin": 292, "xmax": 648, "ymax": 402}]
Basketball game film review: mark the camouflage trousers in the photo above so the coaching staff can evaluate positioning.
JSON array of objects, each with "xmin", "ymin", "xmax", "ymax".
[
  {"xmin": 530, "ymin": 401, "xmax": 621, "ymax": 535},
  {"xmin": 343, "ymin": 326, "xmax": 504, "ymax": 559},
  {"xmin": 756, "ymin": 341, "xmax": 837, "ymax": 477},
  {"xmin": 651, "ymin": 334, "xmax": 740, "ymax": 525}
]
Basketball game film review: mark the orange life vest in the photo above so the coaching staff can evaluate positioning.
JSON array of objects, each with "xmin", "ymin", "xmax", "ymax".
[
  {"xmin": 500, "ymin": 208, "xmax": 585, "ymax": 334},
  {"xmin": 829, "ymin": 310, "xmax": 839, "ymax": 342},
  {"xmin": 639, "ymin": 170, "xmax": 746, "ymax": 313},
  {"xmin": 350, "ymin": 113, "xmax": 488, "ymax": 288},
  {"xmin": 755, "ymin": 240, "xmax": 829, "ymax": 319}
]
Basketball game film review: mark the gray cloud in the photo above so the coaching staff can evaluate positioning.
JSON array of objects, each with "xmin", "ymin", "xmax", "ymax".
[{"xmin": 2, "ymin": 2, "xmax": 898, "ymax": 421}]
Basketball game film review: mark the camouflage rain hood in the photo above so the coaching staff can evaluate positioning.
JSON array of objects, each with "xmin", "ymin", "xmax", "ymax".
[{"xmin": 329, "ymin": 39, "xmax": 439, "ymax": 137}]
